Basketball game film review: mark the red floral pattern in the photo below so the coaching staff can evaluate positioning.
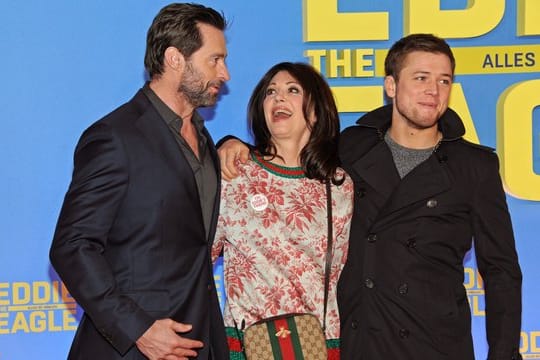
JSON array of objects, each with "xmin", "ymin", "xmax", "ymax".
[{"xmin": 212, "ymin": 158, "xmax": 353, "ymax": 340}]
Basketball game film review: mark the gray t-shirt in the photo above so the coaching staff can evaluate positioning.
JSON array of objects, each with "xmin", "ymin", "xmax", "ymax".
[{"xmin": 384, "ymin": 131, "xmax": 435, "ymax": 179}]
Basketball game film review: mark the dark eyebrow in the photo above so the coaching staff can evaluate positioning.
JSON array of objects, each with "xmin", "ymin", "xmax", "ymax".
[
  {"xmin": 413, "ymin": 70, "xmax": 452, "ymax": 78},
  {"xmin": 268, "ymin": 81, "xmax": 300, "ymax": 86},
  {"xmin": 211, "ymin": 52, "xmax": 227, "ymax": 59}
]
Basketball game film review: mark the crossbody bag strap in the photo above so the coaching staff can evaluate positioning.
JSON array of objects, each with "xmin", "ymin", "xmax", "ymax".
[{"xmin": 322, "ymin": 180, "xmax": 333, "ymax": 334}]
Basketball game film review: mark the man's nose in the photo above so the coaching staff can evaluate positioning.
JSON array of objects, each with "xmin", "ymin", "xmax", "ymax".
[
  {"xmin": 219, "ymin": 63, "xmax": 230, "ymax": 82},
  {"xmin": 425, "ymin": 79, "xmax": 439, "ymax": 95}
]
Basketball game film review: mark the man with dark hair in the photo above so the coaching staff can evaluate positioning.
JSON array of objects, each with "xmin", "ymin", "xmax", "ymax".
[
  {"xmin": 337, "ymin": 33, "xmax": 522, "ymax": 360},
  {"xmin": 218, "ymin": 33, "xmax": 522, "ymax": 359},
  {"xmin": 50, "ymin": 3, "xmax": 230, "ymax": 359}
]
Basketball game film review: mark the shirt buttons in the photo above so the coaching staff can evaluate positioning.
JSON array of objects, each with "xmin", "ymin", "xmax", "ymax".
[
  {"xmin": 406, "ymin": 239, "xmax": 416, "ymax": 248},
  {"xmin": 364, "ymin": 278, "xmax": 375, "ymax": 289},
  {"xmin": 426, "ymin": 199, "xmax": 438, "ymax": 208},
  {"xmin": 351, "ymin": 320, "xmax": 358, "ymax": 329}
]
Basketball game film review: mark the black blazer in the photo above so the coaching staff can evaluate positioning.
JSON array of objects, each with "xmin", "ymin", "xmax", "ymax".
[{"xmin": 50, "ymin": 89, "xmax": 228, "ymax": 359}]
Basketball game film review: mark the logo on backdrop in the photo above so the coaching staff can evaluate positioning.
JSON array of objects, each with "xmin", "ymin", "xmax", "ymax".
[
  {"xmin": 521, "ymin": 331, "xmax": 540, "ymax": 358},
  {"xmin": 464, "ymin": 267, "xmax": 540, "ymax": 357},
  {"xmin": 302, "ymin": 1, "xmax": 540, "ymax": 201},
  {"xmin": 214, "ymin": 257, "xmax": 226, "ymax": 311},
  {"xmin": 464, "ymin": 267, "xmax": 485, "ymax": 317},
  {"xmin": 0, "ymin": 276, "xmax": 227, "ymax": 335},
  {"xmin": 0, "ymin": 281, "xmax": 79, "ymax": 334}
]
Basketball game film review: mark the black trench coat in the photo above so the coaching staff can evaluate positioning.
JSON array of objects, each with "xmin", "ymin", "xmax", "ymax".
[{"xmin": 337, "ymin": 105, "xmax": 522, "ymax": 360}]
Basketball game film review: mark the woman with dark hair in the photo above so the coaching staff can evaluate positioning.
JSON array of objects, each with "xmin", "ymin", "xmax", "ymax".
[{"xmin": 212, "ymin": 62, "xmax": 353, "ymax": 359}]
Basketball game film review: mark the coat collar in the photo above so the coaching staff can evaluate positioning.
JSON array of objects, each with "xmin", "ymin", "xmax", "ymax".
[
  {"xmin": 355, "ymin": 104, "xmax": 465, "ymax": 141},
  {"xmin": 349, "ymin": 104, "xmax": 462, "ymax": 225}
]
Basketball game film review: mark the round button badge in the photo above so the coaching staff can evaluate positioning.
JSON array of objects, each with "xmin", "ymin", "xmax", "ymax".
[{"xmin": 250, "ymin": 194, "xmax": 269, "ymax": 211}]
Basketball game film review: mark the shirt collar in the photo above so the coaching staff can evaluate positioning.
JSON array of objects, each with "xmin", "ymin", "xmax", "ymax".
[{"xmin": 142, "ymin": 82, "xmax": 206, "ymax": 134}]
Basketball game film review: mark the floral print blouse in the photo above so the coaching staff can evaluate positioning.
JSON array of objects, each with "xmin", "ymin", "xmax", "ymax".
[{"xmin": 212, "ymin": 153, "xmax": 354, "ymax": 340}]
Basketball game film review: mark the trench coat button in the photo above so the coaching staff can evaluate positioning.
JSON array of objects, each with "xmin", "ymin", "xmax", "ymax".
[
  {"xmin": 399, "ymin": 328, "xmax": 410, "ymax": 338},
  {"xmin": 364, "ymin": 278, "xmax": 375, "ymax": 289},
  {"xmin": 367, "ymin": 233, "xmax": 377, "ymax": 243},
  {"xmin": 406, "ymin": 239, "xmax": 416, "ymax": 248},
  {"xmin": 398, "ymin": 283, "xmax": 408, "ymax": 295},
  {"xmin": 351, "ymin": 320, "xmax": 358, "ymax": 329},
  {"xmin": 426, "ymin": 199, "xmax": 438, "ymax": 208},
  {"xmin": 356, "ymin": 188, "xmax": 366, "ymax": 198}
]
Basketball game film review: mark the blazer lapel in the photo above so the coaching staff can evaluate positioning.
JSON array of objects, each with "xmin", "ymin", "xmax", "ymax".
[
  {"xmin": 202, "ymin": 126, "xmax": 221, "ymax": 244},
  {"xmin": 127, "ymin": 89, "xmax": 197, "ymax": 183}
]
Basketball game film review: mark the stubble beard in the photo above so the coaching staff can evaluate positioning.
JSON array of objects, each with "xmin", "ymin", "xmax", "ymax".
[
  {"xmin": 178, "ymin": 62, "xmax": 222, "ymax": 108},
  {"xmin": 394, "ymin": 97, "xmax": 441, "ymax": 130}
]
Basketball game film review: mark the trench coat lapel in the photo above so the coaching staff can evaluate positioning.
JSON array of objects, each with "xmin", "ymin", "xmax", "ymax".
[
  {"xmin": 377, "ymin": 154, "xmax": 452, "ymax": 218},
  {"xmin": 351, "ymin": 140, "xmax": 400, "ymax": 206}
]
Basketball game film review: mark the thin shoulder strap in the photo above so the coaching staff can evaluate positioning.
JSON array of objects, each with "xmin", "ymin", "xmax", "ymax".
[{"xmin": 322, "ymin": 180, "xmax": 333, "ymax": 334}]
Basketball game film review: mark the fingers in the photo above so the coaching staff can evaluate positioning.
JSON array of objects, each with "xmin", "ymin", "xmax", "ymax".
[
  {"xmin": 221, "ymin": 163, "xmax": 236, "ymax": 182},
  {"xmin": 170, "ymin": 321, "xmax": 192, "ymax": 333},
  {"xmin": 221, "ymin": 151, "xmax": 238, "ymax": 181},
  {"xmin": 217, "ymin": 139, "xmax": 249, "ymax": 181},
  {"xmin": 218, "ymin": 148, "xmax": 238, "ymax": 181},
  {"xmin": 163, "ymin": 356, "xmax": 190, "ymax": 360},
  {"xmin": 168, "ymin": 339, "xmax": 203, "ymax": 359},
  {"xmin": 163, "ymin": 355, "xmax": 187, "ymax": 360},
  {"xmin": 238, "ymin": 148, "xmax": 249, "ymax": 163},
  {"xmin": 171, "ymin": 321, "xmax": 204, "ymax": 350},
  {"xmin": 176, "ymin": 336, "xmax": 204, "ymax": 350},
  {"xmin": 169, "ymin": 344, "xmax": 199, "ymax": 358},
  {"xmin": 136, "ymin": 319, "xmax": 204, "ymax": 360}
]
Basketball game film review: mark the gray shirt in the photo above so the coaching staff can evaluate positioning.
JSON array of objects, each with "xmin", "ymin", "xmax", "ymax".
[
  {"xmin": 385, "ymin": 131, "xmax": 435, "ymax": 179},
  {"xmin": 142, "ymin": 83, "xmax": 217, "ymax": 239}
]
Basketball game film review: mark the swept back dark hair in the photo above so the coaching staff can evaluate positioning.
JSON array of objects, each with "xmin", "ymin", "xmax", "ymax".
[
  {"xmin": 248, "ymin": 62, "xmax": 343, "ymax": 184},
  {"xmin": 384, "ymin": 33, "xmax": 455, "ymax": 81},
  {"xmin": 144, "ymin": 3, "xmax": 226, "ymax": 78}
]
